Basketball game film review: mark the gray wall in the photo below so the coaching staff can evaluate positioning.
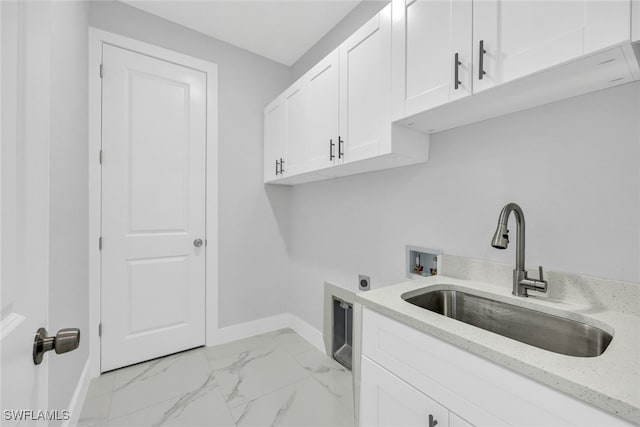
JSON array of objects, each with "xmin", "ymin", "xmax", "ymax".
[
  {"xmin": 89, "ymin": 1, "xmax": 292, "ymax": 328},
  {"xmin": 289, "ymin": 83, "xmax": 640, "ymax": 330},
  {"xmin": 290, "ymin": 0, "xmax": 389, "ymax": 80},
  {"xmin": 48, "ymin": 0, "xmax": 90, "ymax": 418}
]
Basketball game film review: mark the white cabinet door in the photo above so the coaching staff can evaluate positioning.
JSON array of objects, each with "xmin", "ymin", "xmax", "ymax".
[
  {"xmin": 305, "ymin": 49, "xmax": 340, "ymax": 172},
  {"xmin": 473, "ymin": 0, "xmax": 630, "ymax": 93},
  {"xmin": 283, "ymin": 81, "xmax": 308, "ymax": 176},
  {"xmin": 393, "ymin": 0, "xmax": 472, "ymax": 118},
  {"xmin": 340, "ymin": 5, "xmax": 392, "ymax": 164},
  {"xmin": 361, "ymin": 356, "xmax": 449, "ymax": 427},
  {"xmin": 264, "ymin": 95, "xmax": 285, "ymax": 183}
]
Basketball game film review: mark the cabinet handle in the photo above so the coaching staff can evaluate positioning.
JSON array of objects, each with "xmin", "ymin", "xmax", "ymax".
[
  {"xmin": 338, "ymin": 136, "xmax": 344, "ymax": 159},
  {"xmin": 429, "ymin": 414, "xmax": 438, "ymax": 427},
  {"xmin": 454, "ymin": 52, "xmax": 462, "ymax": 90},
  {"xmin": 280, "ymin": 158, "xmax": 285, "ymax": 174},
  {"xmin": 479, "ymin": 40, "xmax": 487, "ymax": 80},
  {"xmin": 330, "ymin": 138, "xmax": 335, "ymax": 161},
  {"xmin": 275, "ymin": 159, "xmax": 280, "ymax": 175}
]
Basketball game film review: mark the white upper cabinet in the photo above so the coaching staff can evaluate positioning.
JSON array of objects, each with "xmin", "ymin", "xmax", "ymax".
[
  {"xmin": 392, "ymin": 0, "xmax": 473, "ymax": 119},
  {"xmin": 264, "ymin": 3, "xmax": 429, "ymax": 185},
  {"xmin": 263, "ymin": 95, "xmax": 285, "ymax": 182},
  {"xmin": 305, "ymin": 49, "xmax": 340, "ymax": 172},
  {"xmin": 283, "ymin": 80, "xmax": 308, "ymax": 177},
  {"xmin": 473, "ymin": 0, "xmax": 631, "ymax": 92},
  {"xmin": 339, "ymin": 7, "xmax": 392, "ymax": 163}
]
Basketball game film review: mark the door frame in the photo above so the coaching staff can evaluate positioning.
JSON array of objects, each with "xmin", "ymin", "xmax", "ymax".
[{"xmin": 88, "ymin": 28, "xmax": 219, "ymax": 377}]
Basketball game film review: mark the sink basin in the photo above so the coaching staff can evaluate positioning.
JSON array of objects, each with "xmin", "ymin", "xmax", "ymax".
[{"xmin": 402, "ymin": 289, "xmax": 613, "ymax": 357}]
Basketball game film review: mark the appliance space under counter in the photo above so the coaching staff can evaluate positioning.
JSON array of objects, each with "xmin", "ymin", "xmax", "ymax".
[{"xmin": 355, "ymin": 275, "xmax": 640, "ymax": 427}]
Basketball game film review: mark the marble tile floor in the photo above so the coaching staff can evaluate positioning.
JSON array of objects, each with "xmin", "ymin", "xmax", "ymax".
[{"xmin": 78, "ymin": 329, "xmax": 354, "ymax": 427}]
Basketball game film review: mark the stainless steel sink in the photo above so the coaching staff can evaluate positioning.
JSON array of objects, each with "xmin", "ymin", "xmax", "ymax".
[{"xmin": 402, "ymin": 289, "xmax": 613, "ymax": 357}]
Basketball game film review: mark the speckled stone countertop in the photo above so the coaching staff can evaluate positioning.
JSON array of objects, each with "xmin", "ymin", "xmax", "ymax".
[{"xmin": 356, "ymin": 261, "xmax": 640, "ymax": 425}]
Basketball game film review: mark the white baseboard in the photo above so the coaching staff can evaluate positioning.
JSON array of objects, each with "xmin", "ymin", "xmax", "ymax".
[
  {"xmin": 63, "ymin": 359, "xmax": 91, "ymax": 427},
  {"xmin": 207, "ymin": 313, "xmax": 325, "ymax": 354},
  {"xmin": 207, "ymin": 313, "xmax": 291, "ymax": 346},
  {"xmin": 288, "ymin": 314, "xmax": 325, "ymax": 353}
]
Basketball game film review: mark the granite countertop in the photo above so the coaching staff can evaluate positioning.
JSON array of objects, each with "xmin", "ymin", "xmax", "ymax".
[{"xmin": 356, "ymin": 274, "xmax": 640, "ymax": 425}]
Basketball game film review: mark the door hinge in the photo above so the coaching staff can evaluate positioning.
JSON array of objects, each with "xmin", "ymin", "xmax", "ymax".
[
  {"xmin": 99, "ymin": 149, "xmax": 103, "ymax": 164},
  {"xmin": 98, "ymin": 237, "xmax": 102, "ymax": 250},
  {"xmin": 98, "ymin": 323, "xmax": 102, "ymax": 337},
  {"xmin": 99, "ymin": 64, "xmax": 104, "ymax": 78}
]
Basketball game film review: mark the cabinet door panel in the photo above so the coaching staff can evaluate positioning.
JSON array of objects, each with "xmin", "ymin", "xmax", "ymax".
[
  {"xmin": 361, "ymin": 356, "xmax": 449, "ymax": 427},
  {"xmin": 263, "ymin": 96, "xmax": 285, "ymax": 182},
  {"xmin": 405, "ymin": 0, "xmax": 451, "ymax": 110},
  {"xmin": 340, "ymin": 6, "xmax": 391, "ymax": 164},
  {"xmin": 306, "ymin": 49, "xmax": 339, "ymax": 172},
  {"xmin": 284, "ymin": 83, "xmax": 308, "ymax": 176},
  {"xmin": 474, "ymin": 0, "xmax": 630, "ymax": 92}
]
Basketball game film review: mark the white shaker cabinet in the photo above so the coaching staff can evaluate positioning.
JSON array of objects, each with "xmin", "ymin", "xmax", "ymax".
[
  {"xmin": 263, "ymin": 95, "xmax": 286, "ymax": 182},
  {"xmin": 392, "ymin": 0, "xmax": 473, "ymax": 120},
  {"xmin": 339, "ymin": 7, "xmax": 391, "ymax": 164},
  {"xmin": 264, "ymin": 4, "xmax": 429, "ymax": 185},
  {"xmin": 473, "ymin": 0, "xmax": 631, "ymax": 92},
  {"xmin": 305, "ymin": 49, "xmax": 340, "ymax": 172},
  {"xmin": 282, "ymin": 81, "xmax": 309, "ymax": 177},
  {"xmin": 360, "ymin": 308, "xmax": 635, "ymax": 427},
  {"xmin": 361, "ymin": 356, "xmax": 451, "ymax": 427}
]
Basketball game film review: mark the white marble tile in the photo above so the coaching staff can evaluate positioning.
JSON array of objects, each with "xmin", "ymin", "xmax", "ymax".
[
  {"xmin": 108, "ymin": 382, "xmax": 235, "ymax": 427},
  {"xmin": 78, "ymin": 393, "xmax": 112, "ymax": 427},
  {"xmin": 86, "ymin": 372, "xmax": 117, "ymax": 399},
  {"xmin": 210, "ymin": 346, "xmax": 309, "ymax": 408},
  {"xmin": 231, "ymin": 377, "xmax": 354, "ymax": 427},
  {"xmin": 204, "ymin": 334, "xmax": 276, "ymax": 362},
  {"xmin": 109, "ymin": 349, "xmax": 213, "ymax": 419},
  {"xmin": 268, "ymin": 329, "xmax": 318, "ymax": 355},
  {"xmin": 293, "ymin": 350, "xmax": 353, "ymax": 400}
]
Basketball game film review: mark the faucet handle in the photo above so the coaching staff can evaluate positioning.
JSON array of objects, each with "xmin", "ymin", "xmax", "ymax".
[{"xmin": 538, "ymin": 265, "xmax": 544, "ymax": 281}]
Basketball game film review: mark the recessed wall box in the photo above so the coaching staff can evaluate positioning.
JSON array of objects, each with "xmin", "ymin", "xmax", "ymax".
[{"xmin": 406, "ymin": 245, "xmax": 442, "ymax": 279}]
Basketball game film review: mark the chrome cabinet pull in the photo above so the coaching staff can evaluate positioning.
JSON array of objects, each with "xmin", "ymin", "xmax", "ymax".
[
  {"xmin": 275, "ymin": 159, "xmax": 280, "ymax": 175},
  {"xmin": 329, "ymin": 138, "xmax": 335, "ymax": 161},
  {"xmin": 479, "ymin": 40, "xmax": 487, "ymax": 80},
  {"xmin": 454, "ymin": 52, "xmax": 462, "ymax": 90},
  {"xmin": 280, "ymin": 158, "xmax": 285, "ymax": 174},
  {"xmin": 338, "ymin": 136, "xmax": 344, "ymax": 159}
]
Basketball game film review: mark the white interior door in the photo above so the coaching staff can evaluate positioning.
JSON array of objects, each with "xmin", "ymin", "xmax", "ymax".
[
  {"xmin": 1, "ymin": 1, "xmax": 50, "ymax": 423},
  {"xmin": 101, "ymin": 44, "xmax": 207, "ymax": 372}
]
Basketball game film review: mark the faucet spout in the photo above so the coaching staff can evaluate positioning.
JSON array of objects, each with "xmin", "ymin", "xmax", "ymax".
[{"xmin": 491, "ymin": 203, "xmax": 546, "ymax": 297}]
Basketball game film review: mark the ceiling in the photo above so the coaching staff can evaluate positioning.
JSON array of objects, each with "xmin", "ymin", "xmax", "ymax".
[{"xmin": 121, "ymin": 0, "xmax": 363, "ymax": 66}]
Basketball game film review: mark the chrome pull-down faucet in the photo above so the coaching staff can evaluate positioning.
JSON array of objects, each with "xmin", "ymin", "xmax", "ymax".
[{"xmin": 491, "ymin": 203, "xmax": 547, "ymax": 297}]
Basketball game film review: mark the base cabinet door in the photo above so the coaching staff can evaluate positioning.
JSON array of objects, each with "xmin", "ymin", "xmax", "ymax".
[{"xmin": 360, "ymin": 356, "xmax": 450, "ymax": 427}]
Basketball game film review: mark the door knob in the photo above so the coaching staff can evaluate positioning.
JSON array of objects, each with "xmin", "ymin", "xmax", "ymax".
[
  {"xmin": 193, "ymin": 238, "xmax": 203, "ymax": 248},
  {"xmin": 33, "ymin": 327, "xmax": 80, "ymax": 365}
]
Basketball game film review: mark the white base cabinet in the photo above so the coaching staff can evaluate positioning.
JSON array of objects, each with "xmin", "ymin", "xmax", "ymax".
[{"xmin": 360, "ymin": 308, "xmax": 635, "ymax": 427}]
